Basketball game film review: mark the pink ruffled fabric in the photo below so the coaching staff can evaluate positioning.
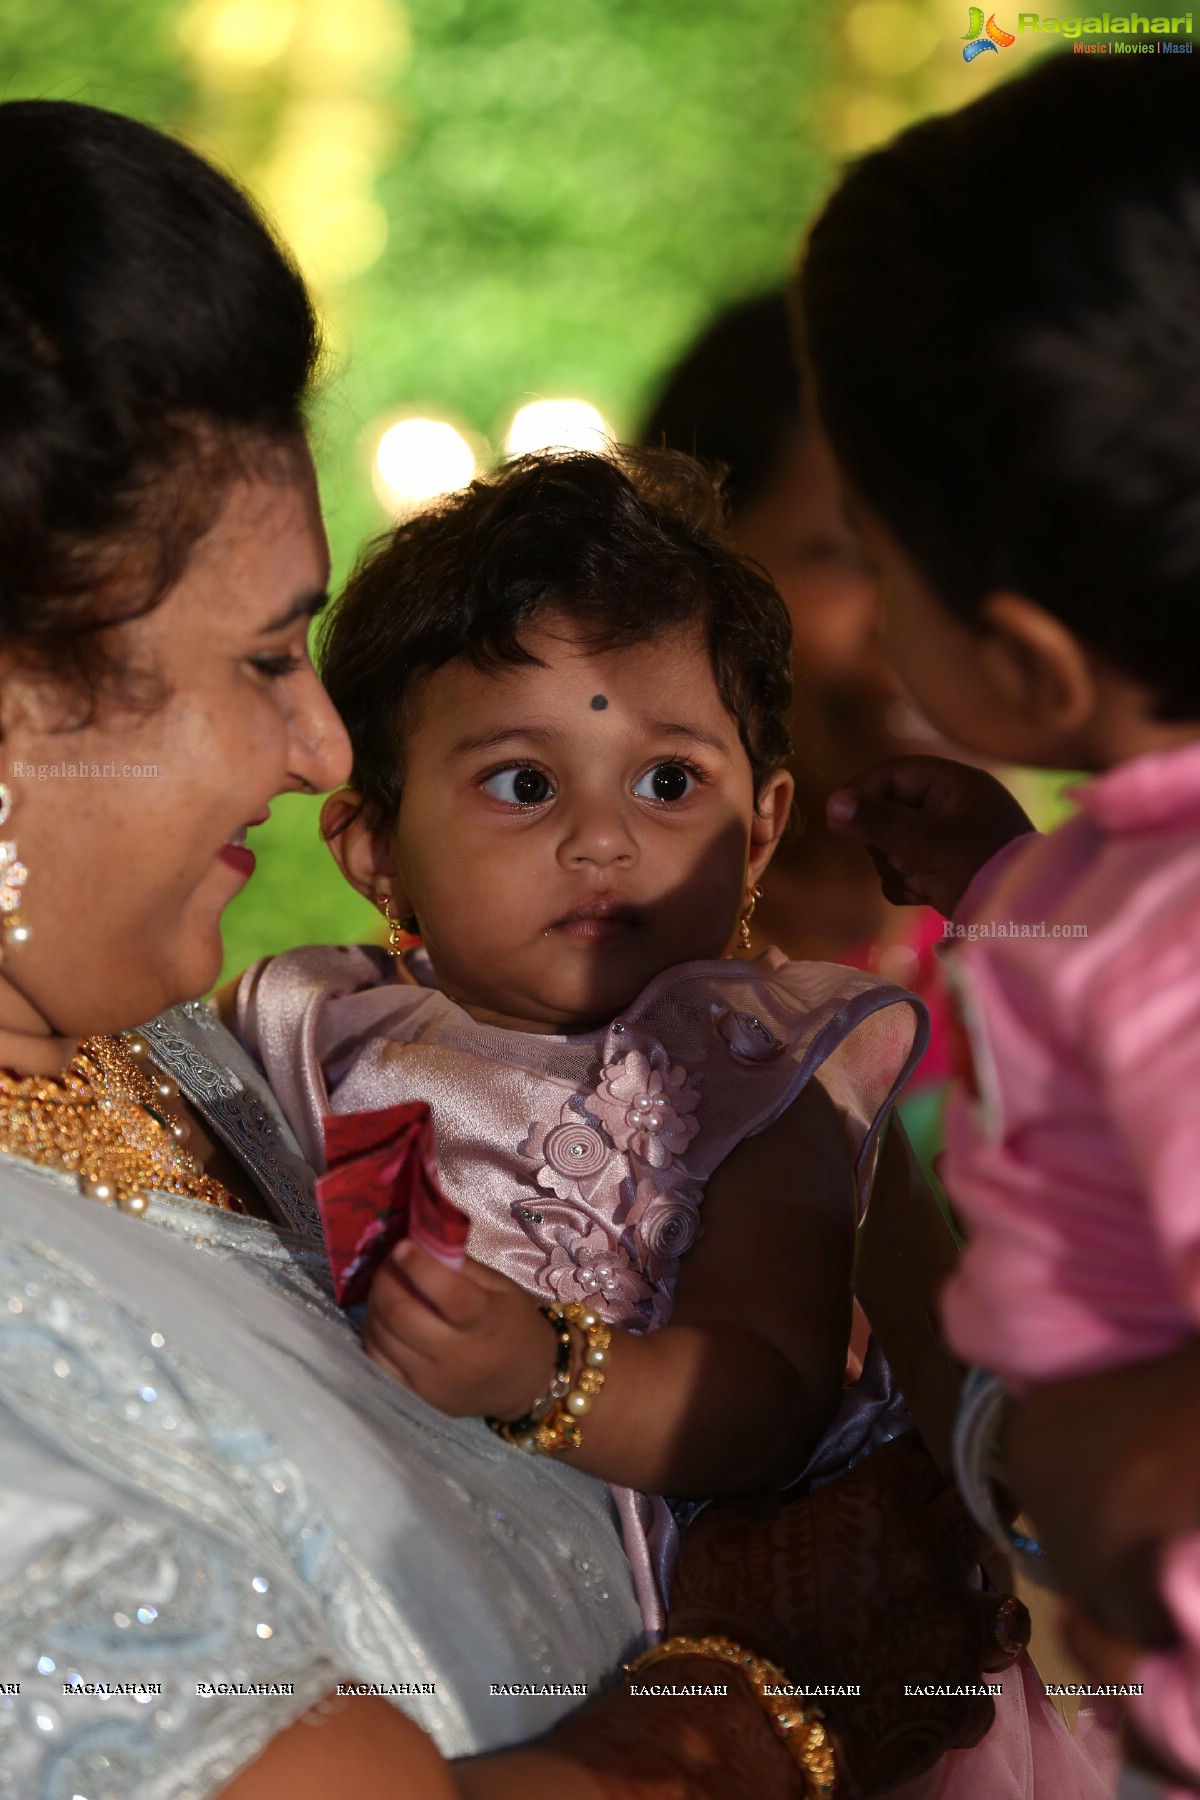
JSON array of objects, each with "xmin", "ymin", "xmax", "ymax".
[{"xmin": 882, "ymin": 1655, "xmax": 1121, "ymax": 1800}]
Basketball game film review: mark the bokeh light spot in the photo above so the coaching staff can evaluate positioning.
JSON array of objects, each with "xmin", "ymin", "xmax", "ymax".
[
  {"xmin": 374, "ymin": 419, "xmax": 477, "ymax": 512},
  {"xmin": 505, "ymin": 398, "xmax": 611, "ymax": 458},
  {"xmin": 846, "ymin": 2, "xmax": 938, "ymax": 76},
  {"xmin": 178, "ymin": 0, "xmax": 297, "ymax": 71}
]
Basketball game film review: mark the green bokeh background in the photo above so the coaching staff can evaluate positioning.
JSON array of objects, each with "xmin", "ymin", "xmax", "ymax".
[{"xmin": 2, "ymin": 0, "xmax": 841, "ymax": 977}]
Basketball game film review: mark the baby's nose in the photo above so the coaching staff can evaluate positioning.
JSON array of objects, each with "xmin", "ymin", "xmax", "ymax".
[{"xmin": 558, "ymin": 800, "xmax": 638, "ymax": 868}]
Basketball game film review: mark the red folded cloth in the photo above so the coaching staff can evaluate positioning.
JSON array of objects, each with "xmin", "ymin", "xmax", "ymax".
[{"xmin": 315, "ymin": 1101, "xmax": 470, "ymax": 1306}]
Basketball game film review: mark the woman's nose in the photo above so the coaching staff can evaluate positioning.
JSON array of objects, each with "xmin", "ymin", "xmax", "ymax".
[{"xmin": 289, "ymin": 670, "xmax": 353, "ymax": 794}]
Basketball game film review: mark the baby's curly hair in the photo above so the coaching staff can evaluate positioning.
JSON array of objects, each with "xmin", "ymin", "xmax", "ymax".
[{"xmin": 320, "ymin": 446, "xmax": 793, "ymax": 830}]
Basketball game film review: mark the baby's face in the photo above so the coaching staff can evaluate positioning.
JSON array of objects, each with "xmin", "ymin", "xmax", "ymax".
[{"xmin": 387, "ymin": 617, "xmax": 791, "ymax": 1033}]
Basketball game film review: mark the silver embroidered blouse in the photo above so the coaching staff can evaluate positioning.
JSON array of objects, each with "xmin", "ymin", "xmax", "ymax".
[{"xmin": 0, "ymin": 1005, "xmax": 640, "ymax": 1799}]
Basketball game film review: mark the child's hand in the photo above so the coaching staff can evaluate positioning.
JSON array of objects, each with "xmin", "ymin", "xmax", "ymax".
[
  {"xmin": 826, "ymin": 754, "xmax": 1035, "ymax": 917},
  {"xmin": 363, "ymin": 1241, "xmax": 560, "ymax": 1421}
]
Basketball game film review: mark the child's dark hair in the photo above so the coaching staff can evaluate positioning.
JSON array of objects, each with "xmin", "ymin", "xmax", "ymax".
[
  {"xmin": 799, "ymin": 54, "xmax": 1200, "ymax": 721},
  {"xmin": 320, "ymin": 447, "xmax": 793, "ymax": 829}
]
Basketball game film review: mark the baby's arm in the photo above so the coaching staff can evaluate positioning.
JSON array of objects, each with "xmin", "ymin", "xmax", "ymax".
[
  {"xmin": 364, "ymin": 1078, "xmax": 855, "ymax": 1498},
  {"xmin": 599, "ymin": 1075, "xmax": 856, "ymax": 1495}
]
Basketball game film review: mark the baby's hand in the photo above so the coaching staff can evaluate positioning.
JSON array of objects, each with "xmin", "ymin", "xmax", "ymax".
[
  {"xmin": 827, "ymin": 754, "xmax": 1035, "ymax": 917},
  {"xmin": 363, "ymin": 1242, "xmax": 557, "ymax": 1421}
]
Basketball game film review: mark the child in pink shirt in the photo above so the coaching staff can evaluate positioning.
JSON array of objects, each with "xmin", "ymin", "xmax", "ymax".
[{"xmin": 799, "ymin": 47, "xmax": 1200, "ymax": 1800}]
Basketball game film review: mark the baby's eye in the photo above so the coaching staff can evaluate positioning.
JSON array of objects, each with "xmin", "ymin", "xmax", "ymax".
[
  {"xmin": 483, "ymin": 766, "xmax": 555, "ymax": 806},
  {"xmin": 633, "ymin": 762, "xmax": 697, "ymax": 805}
]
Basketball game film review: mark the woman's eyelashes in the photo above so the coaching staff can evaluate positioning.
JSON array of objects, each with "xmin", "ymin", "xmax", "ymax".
[
  {"xmin": 480, "ymin": 759, "xmax": 704, "ymax": 809},
  {"xmin": 250, "ymin": 647, "xmax": 309, "ymax": 680}
]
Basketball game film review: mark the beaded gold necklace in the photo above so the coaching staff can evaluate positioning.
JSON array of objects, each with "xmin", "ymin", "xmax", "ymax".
[{"xmin": 0, "ymin": 1031, "xmax": 242, "ymax": 1215}]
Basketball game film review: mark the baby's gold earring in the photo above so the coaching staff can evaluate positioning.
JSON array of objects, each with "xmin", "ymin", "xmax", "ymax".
[
  {"xmin": 0, "ymin": 783, "xmax": 30, "ymax": 959},
  {"xmin": 377, "ymin": 893, "xmax": 409, "ymax": 959},
  {"xmin": 737, "ymin": 883, "xmax": 763, "ymax": 954}
]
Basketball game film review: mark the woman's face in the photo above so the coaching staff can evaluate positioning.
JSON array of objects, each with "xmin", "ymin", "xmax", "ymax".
[
  {"xmin": 733, "ymin": 430, "xmax": 895, "ymax": 695},
  {"xmin": 841, "ymin": 489, "xmax": 1017, "ymax": 761},
  {"xmin": 734, "ymin": 430, "xmax": 947, "ymax": 780},
  {"xmin": 1, "ymin": 451, "xmax": 351, "ymax": 1038}
]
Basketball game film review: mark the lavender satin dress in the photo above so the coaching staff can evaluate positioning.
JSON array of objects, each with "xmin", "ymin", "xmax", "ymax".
[{"xmin": 238, "ymin": 944, "xmax": 929, "ymax": 1633}]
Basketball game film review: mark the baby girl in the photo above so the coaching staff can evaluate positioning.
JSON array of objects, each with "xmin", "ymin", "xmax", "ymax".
[{"xmin": 231, "ymin": 447, "xmax": 926, "ymax": 1633}]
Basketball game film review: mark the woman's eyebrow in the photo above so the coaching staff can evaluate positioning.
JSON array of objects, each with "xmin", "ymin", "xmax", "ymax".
[{"xmin": 260, "ymin": 588, "xmax": 330, "ymax": 633}]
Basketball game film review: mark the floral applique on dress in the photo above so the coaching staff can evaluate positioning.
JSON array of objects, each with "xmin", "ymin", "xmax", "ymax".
[
  {"xmin": 517, "ymin": 1036, "xmax": 704, "ymax": 1329},
  {"xmin": 584, "ymin": 1043, "xmax": 699, "ymax": 1166}
]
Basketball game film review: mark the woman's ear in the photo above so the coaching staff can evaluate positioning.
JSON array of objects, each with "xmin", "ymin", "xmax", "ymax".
[
  {"xmin": 747, "ymin": 768, "xmax": 795, "ymax": 885},
  {"xmin": 978, "ymin": 592, "xmax": 1098, "ymax": 741},
  {"xmin": 319, "ymin": 789, "xmax": 408, "ymax": 914}
]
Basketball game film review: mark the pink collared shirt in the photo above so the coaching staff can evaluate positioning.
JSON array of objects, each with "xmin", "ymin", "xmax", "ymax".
[
  {"xmin": 937, "ymin": 739, "xmax": 1200, "ymax": 1783},
  {"xmin": 940, "ymin": 739, "xmax": 1200, "ymax": 1386}
]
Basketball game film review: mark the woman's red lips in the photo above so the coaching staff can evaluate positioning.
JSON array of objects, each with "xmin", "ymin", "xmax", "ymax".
[
  {"xmin": 217, "ymin": 812, "xmax": 268, "ymax": 881},
  {"xmin": 218, "ymin": 843, "xmax": 256, "ymax": 880}
]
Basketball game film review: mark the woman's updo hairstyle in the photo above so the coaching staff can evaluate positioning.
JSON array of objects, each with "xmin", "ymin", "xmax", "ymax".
[
  {"xmin": 0, "ymin": 100, "xmax": 319, "ymax": 712},
  {"xmin": 799, "ymin": 54, "xmax": 1200, "ymax": 722}
]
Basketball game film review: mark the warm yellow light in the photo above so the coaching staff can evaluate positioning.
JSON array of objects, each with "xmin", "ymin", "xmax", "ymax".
[
  {"xmin": 290, "ymin": 0, "xmax": 410, "ymax": 83},
  {"xmin": 284, "ymin": 190, "xmax": 389, "ymax": 285},
  {"xmin": 824, "ymin": 89, "xmax": 914, "ymax": 153},
  {"xmin": 505, "ymin": 399, "xmax": 611, "ymax": 458},
  {"xmin": 178, "ymin": 0, "xmax": 297, "ymax": 72},
  {"xmin": 255, "ymin": 99, "xmax": 393, "ymax": 285},
  {"xmin": 373, "ymin": 419, "xmax": 476, "ymax": 512},
  {"xmin": 846, "ymin": 1, "xmax": 938, "ymax": 76}
]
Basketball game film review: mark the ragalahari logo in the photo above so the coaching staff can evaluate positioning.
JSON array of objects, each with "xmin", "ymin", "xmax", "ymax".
[{"xmin": 962, "ymin": 8, "xmax": 1017, "ymax": 55}]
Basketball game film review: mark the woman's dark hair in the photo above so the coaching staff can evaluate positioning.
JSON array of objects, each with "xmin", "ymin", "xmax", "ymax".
[
  {"xmin": 640, "ymin": 292, "xmax": 804, "ymax": 514},
  {"xmin": 0, "ymin": 100, "xmax": 320, "ymax": 708},
  {"xmin": 799, "ymin": 53, "xmax": 1200, "ymax": 720},
  {"xmin": 320, "ymin": 447, "xmax": 793, "ymax": 830}
]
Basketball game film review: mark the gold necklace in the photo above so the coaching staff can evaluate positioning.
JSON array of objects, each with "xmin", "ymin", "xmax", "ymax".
[{"xmin": 0, "ymin": 1032, "xmax": 241, "ymax": 1216}]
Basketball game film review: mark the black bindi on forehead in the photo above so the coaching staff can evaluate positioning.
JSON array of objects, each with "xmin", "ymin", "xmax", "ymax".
[{"xmin": 590, "ymin": 694, "xmax": 608, "ymax": 711}]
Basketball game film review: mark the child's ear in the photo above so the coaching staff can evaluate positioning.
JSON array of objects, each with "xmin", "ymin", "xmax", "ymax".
[
  {"xmin": 978, "ymin": 592, "xmax": 1097, "ymax": 743},
  {"xmin": 320, "ymin": 789, "xmax": 409, "ymax": 915},
  {"xmin": 747, "ymin": 768, "xmax": 795, "ymax": 885}
]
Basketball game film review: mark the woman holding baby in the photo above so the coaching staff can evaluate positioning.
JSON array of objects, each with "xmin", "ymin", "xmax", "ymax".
[{"xmin": 0, "ymin": 45, "xmax": 1177, "ymax": 1800}]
